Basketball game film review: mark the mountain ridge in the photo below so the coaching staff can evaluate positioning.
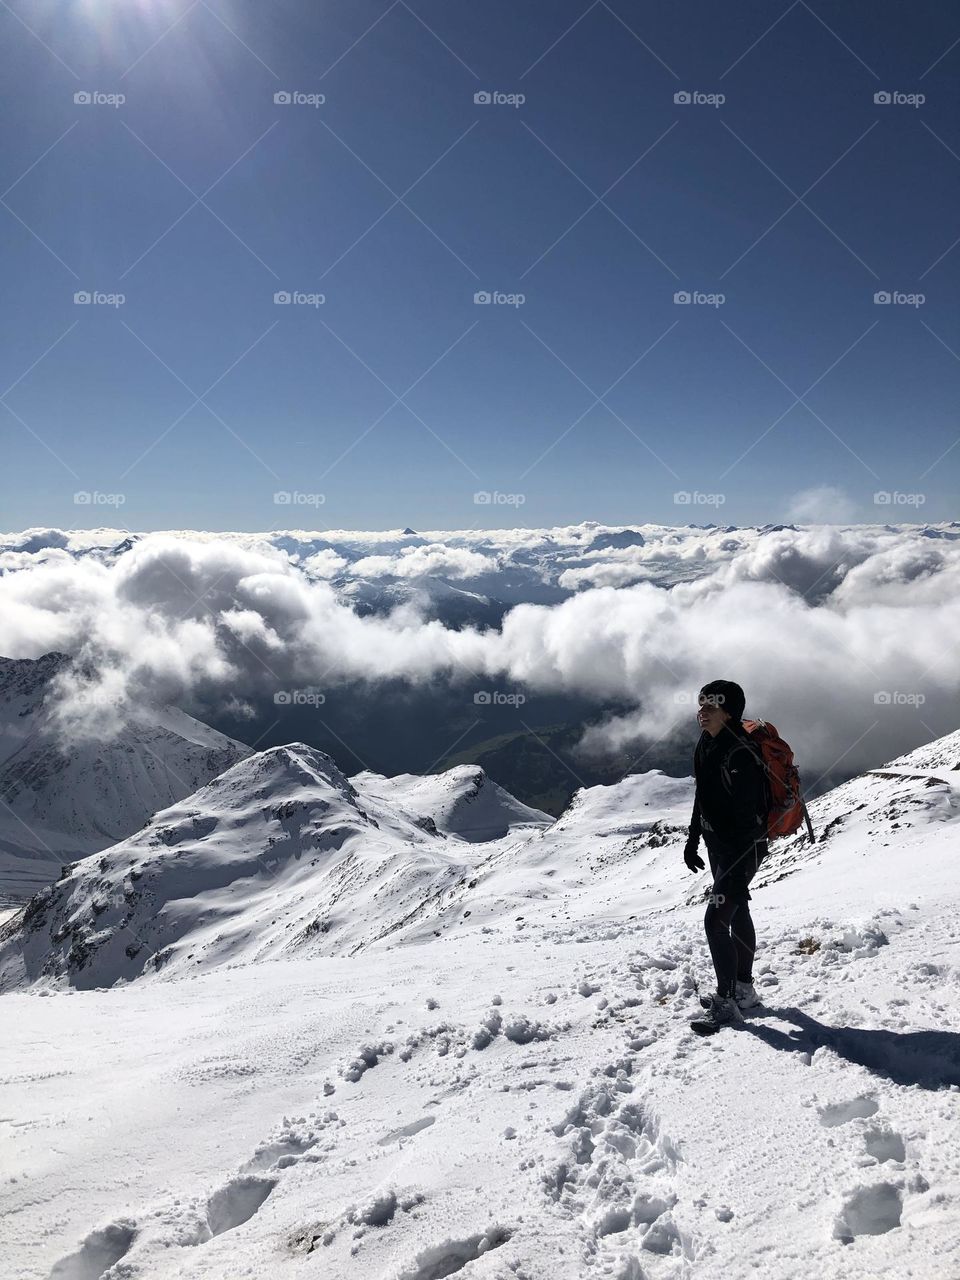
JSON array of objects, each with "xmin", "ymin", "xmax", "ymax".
[
  {"xmin": 3, "ymin": 721, "xmax": 958, "ymax": 993},
  {"xmin": 0, "ymin": 653, "xmax": 251, "ymax": 902}
]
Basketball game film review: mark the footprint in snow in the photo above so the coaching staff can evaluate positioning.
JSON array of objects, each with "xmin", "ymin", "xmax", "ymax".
[
  {"xmin": 51, "ymin": 1134, "xmax": 289, "ymax": 1277},
  {"xmin": 203, "ymin": 1176, "xmax": 277, "ymax": 1239},
  {"xmin": 288, "ymin": 1188, "xmax": 424, "ymax": 1256},
  {"xmin": 394, "ymin": 1224, "xmax": 513, "ymax": 1279},
  {"xmin": 341, "ymin": 1039, "xmax": 394, "ymax": 1081},
  {"xmin": 833, "ymin": 1182, "xmax": 903, "ymax": 1243},
  {"xmin": 817, "ymin": 1096, "xmax": 879, "ymax": 1127},
  {"xmin": 242, "ymin": 1131, "xmax": 318, "ymax": 1173},
  {"xmin": 862, "ymin": 1126, "xmax": 906, "ymax": 1163},
  {"xmin": 49, "ymin": 1221, "xmax": 136, "ymax": 1280},
  {"xmin": 536, "ymin": 1067, "xmax": 686, "ymax": 1267}
]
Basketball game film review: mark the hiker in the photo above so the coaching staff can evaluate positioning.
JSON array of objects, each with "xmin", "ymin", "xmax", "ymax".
[{"xmin": 684, "ymin": 679, "xmax": 769, "ymax": 1034}]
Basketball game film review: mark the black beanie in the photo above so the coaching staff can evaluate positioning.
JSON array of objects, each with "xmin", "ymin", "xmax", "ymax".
[{"xmin": 699, "ymin": 679, "xmax": 746, "ymax": 723}]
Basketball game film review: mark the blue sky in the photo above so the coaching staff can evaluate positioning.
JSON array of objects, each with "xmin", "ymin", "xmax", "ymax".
[{"xmin": 1, "ymin": 0, "xmax": 958, "ymax": 531}]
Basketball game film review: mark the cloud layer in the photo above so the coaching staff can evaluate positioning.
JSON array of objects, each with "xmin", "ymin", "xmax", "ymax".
[{"xmin": 1, "ymin": 522, "xmax": 957, "ymax": 776}]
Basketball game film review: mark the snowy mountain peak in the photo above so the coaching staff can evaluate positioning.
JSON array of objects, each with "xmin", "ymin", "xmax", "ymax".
[
  {"xmin": 351, "ymin": 763, "xmax": 553, "ymax": 842},
  {"xmin": 0, "ymin": 650, "xmax": 72, "ymax": 702},
  {"xmin": 0, "ymin": 741, "xmax": 393, "ymax": 988},
  {"xmin": 111, "ymin": 534, "xmax": 140, "ymax": 555},
  {"xmin": 0, "ymin": 747, "xmax": 555, "ymax": 989},
  {"xmin": 204, "ymin": 742, "xmax": 360, "ymax": 807},
  {"xmin": 554, "ymin": 769, "xmax": 695, "ymax": 833},
  {"xmin": 0, "ymin": 653, "xmax": 251, "ymax": 902}
]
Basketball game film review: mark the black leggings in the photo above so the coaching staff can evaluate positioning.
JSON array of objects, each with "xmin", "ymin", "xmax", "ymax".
[
  {"xmin": 702, "ymin": 832, "xmax": 765, "ymax": 998},
  {"xmin": 704, "ymin": 896, "xmax": 757, "ymax": 998}
]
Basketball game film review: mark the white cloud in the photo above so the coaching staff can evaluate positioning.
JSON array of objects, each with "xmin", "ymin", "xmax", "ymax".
[
  {"xmin": 301, "ymin": 548, "xmax": 348, "ymax": 578},
  {"xmin": 0, "ymin": 525, "xmax": 957, "ymax": 777},
  {"xmin": 351, "ymin": 543, "xmax": 495, "ymax": 580}
]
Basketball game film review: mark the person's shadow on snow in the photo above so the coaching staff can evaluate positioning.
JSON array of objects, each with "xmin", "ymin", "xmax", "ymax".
[{"xmin": 744, "ymin": 1006, "xmax": 960, "ymax": 1090}]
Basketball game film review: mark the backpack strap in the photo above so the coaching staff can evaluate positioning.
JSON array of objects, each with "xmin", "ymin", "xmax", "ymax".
[
  {"xmin": 720, "ymin": 738, "xmax": 771, "ymax": 826},
  {"xmin": 800, "ymin": 798, "xmax": 815, "ymax": 842}
]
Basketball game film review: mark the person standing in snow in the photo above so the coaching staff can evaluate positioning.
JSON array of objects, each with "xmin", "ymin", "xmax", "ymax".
[{"xmin": 684, "ymin": 679, "xmax": 769, "ymax": 1034}]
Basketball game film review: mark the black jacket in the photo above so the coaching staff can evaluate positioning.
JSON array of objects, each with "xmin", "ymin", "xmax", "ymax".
[{"xmin": 687, "ymin": 723, "xmax": 769, "ymax": 848}]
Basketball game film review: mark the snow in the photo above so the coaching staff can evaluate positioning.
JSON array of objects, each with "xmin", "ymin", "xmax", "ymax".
[
  {"xmin": 352, "ymin": 765, "xmax": 553, "ymax": 842},
  {"xmin": 0, "ymin": 654, "xmax": 250, "ymax": 904},
  {"xmin": 0, "ymin": 745, "xmax": 558, "ymax": 988},
  {"xmin": 2, "ymin": 729, "xmax": 960, "ymax": 1278}
]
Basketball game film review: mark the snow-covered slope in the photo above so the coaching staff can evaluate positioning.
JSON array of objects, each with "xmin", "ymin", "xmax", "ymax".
[
  {"xmin": 0, "ymin": 745, "xmax": 501, "ymax": 988},
  {"xmin": 4, "ymin": 725, "xmax": 960, "ymax": 1280},
  {"xmin": 741, "ymin": 727, "xmax": 960, "ymax": 904},
  {"xmin": 389, "ymin": 769, "xmax": 701, "ymax": 938},
  {"xmin": 0, "ymin": 756, "xmax": 700, "ymax": 991},
  {"xmin": 352, "ymin": 765, "xmax": 553, "ymax": 842},
  {"xmin": 0, "ymin": 653, "xmax": 250, "ymax": 902},
  {"xmin": 883, "ymin": 726, "xmax": 960, "ymax": 775},
  {"xmin": 7, "ymin": 724, "xmax": 959, "ymax": 997}
]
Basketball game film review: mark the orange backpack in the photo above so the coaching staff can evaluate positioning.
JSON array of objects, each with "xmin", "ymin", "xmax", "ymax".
[{"xmin": 742, "ymin": 719, "xmax": 815, "ymax": 842}]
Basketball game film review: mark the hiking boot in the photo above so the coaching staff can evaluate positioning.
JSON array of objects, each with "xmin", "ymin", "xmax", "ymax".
[
  {"xmin": 735, "ymin": 980, "xmax": 761, "ymax": 1010},
  {"xmin": 690, "ymin": 992, "xmax": 744, "ymax": 1035}
]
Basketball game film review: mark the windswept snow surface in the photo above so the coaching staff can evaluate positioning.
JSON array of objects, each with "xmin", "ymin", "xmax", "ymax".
[{"xmin": 2, "ymin": 731, "xmax": 960, "ymax": 1278}]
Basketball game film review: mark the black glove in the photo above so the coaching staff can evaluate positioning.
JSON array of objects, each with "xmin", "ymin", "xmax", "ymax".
[{"xmin": 683, "ymin": 840, "xmax": 705, "ymax": 873}]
